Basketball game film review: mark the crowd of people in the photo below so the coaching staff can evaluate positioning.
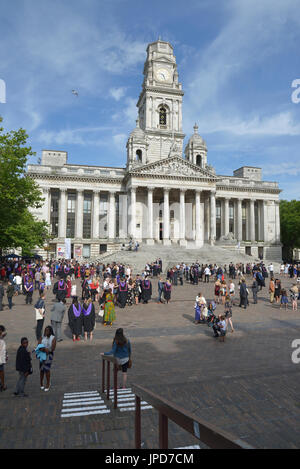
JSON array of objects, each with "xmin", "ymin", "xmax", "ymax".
[{"xmin": 0, "ymin": 256, "xmax": 299, "ymax": 395}]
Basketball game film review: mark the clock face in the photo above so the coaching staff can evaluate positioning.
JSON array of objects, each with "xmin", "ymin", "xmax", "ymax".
[{"xmin": 156, "ymin": 68, "xmax": 170, "ymax": 82}]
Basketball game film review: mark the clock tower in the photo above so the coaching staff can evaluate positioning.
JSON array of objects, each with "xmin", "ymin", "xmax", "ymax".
[{"xmin": 136, "ymin": 40, "xmax": 185, "ymax": 164}]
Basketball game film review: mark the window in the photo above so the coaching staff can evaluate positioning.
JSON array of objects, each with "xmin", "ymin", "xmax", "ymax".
[
  {"xmin": 159, "ymin": 106, "xmax": 167, "ymax": 126},
  {"xmin": 115, "ymin": 194, "xmax": 119, "ymax": 238},
  {"xmin": 83, "ymin": 193, "xmax": 92, "ymax": 239},
  {"xmin": 170, "ymin": 210, "xmax": 175, "ymax": 220},
  {"xmin": 196, "ymin": 154, "xmax": 202, "ymax": 167},
  {"xmin": 83, "ymin": 244, "xmax": 90, "ymax": 258},
  {"xmin": 242, "ymin": 202, "xmax": 247, "ymax": 240},
  {"xmin": 100, "ymin": 193, "xmax": 108, "ymax": 238},
  {"xmin": 66, "ymin": 193, "xmax": 76, "ymax": 238},
  {"xmin": 100, "ymin": 244, "xmax": 107, "ymax": 254},
  {"xmin": 50, "ymin": 191, "xmax": 59, "ymax": 237},
  {"xmin": 136, "ymin": 149, "xmax": 142, "ymax": 162},
  {"xmin": 255, "ymin": 202, "xmax": 259, "ymax": 241}
]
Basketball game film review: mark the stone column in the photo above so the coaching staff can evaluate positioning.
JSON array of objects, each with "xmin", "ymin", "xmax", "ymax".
[
  {"xmin": 58, "ymin": 188, "xmax": 67, "ymax": 239},
  {"xmin": 163, "ymin": 188, "xmax": 171, "ymax": 245},
  {"xmin": 249, "ymin": 199, "xmax": 255, "ymax": 242},
  {"xmin": 146, "ymin": 187, "xmax": 154, "ymax": 245},
  {"xmin": 195, "ymin": 190, "xmax": 201, "ymax": 245},
  {"xmin": 210, "ymin": 191, "xmax": 216, "ymax": 245},
  {"xmin": 261, "ymin": 200, "xmax": 268, "ymax": 242},
  {"xmin": 179, "ymin": 189, "xmax": 187, "ymax": 246},
  {"xmin": 224, "ymin": 197, "xmax": 230, "ymax": 236},
  {"xmin": 236, "ymin": 198, "xmax": 243, "ymax": 242},
  {"xmin": 75, "ymin": 189, "xmax": 84, "ymax": 239},
  {"xmin": 275, "ymin": 200, "xmax": 280, "ymax": 243},
  {"xmin": 108, "ymin": 191, "xmax": 116, "ymax": 240},
  {"xmin": 92, "ymin": 190, "xmax": 100, "ymax": 239},
  {"xmin": 204, "ymin": 195, "xmax": 210, "ymax": 242},
  {"xmin": 129, "ymin": 187, "xmax": 136, "ymax": 239},
  {"xmin": 42, "ymin": 188, "xmax": 50, "ymax": 223}
]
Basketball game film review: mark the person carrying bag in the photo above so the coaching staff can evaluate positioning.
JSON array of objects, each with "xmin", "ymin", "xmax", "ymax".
[
  {"xmin": 101, "ymin": 328, "xmax": 132, "ymax": 389},
  {"xmin": 35, "ymin": 294, "xmax": 45, "ymax": 341}
]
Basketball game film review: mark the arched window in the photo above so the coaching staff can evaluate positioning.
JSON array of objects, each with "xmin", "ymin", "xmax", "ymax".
[
  {"xmin": 196, "ymin": 154, "xmax": 202, "ymax": 167},
  {"xmin": 159, "ymin": 106, "xmax": 167, "ymax": 126},
  {"xmin": 136, "ymin": 149, "xmax": 142, "ymax": 162}
]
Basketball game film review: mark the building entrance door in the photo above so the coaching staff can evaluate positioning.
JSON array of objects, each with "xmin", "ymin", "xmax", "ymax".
[{"xmin": 159, "ymin": 223, "xmax": 163, "ymax": 240}]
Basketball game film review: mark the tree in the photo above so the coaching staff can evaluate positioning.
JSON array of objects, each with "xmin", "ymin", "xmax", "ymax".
[
  {"xmin": 280, "ymin": 199, "xmax": 300, "ymax": 260},
  {"xmin": 0, "ymin": 117, "xmax": 50, "ymax": 254}
]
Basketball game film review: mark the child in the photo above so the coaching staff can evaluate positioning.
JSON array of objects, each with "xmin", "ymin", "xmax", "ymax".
[
  {"xmin": 280, "ymin": 289, "xmax": 288, "ymax": 310},
  {"xmin": 14, "ymin": 337, "xmax": 32, "ymax": 397},
  {"xmin": 71, "ymin": 283, "xmax": 77, "ymax": 300},
  {"xmin": 224, "ymin": 295, "xmax": 234, "ymax": 332},
  {"xmin": 207, "ymin": 302, "xmax": 217, "ymax": 327},
  {"xmin": 218, "ymin": 315, "xmax": 227, "ymax": 342},
  {"xmin": 212, "ymin": 314, "xmax": 227, "ymax": 341}
]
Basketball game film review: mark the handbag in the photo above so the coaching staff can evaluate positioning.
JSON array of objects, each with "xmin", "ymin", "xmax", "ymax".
[
  {"xmin": 117, "ymin": 358, "xmax": 132, "ymax": 370},
  {"xmin": 98, "ymin": 309, "xmax": 104, "ymax": 317}
]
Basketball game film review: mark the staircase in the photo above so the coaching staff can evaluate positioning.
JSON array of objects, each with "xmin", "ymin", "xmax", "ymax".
[{"xmin": 88, "ymin": 243, "xmax": 281, "ymax": 274}]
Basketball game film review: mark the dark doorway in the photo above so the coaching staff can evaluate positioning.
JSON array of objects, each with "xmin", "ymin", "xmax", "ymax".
[{"xmin": 159, "ymin": 223, "xmax": 163, "ymax": 241}]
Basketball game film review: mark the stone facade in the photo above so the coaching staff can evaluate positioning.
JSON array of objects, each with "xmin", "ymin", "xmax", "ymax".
[{"xmin": 27, "ymin": 40, "xmax": 282, "ymax": 261}]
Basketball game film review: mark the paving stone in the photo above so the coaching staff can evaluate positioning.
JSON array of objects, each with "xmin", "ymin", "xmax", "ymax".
[{"xmin": 0, "ymin": 273, "xmax": 300, "ymax": 448}]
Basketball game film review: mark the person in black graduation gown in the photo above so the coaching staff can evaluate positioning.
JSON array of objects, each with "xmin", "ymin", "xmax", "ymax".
[
  {"xmin": 53, "ymin": 277, "xmax": 67, "ymax": 302},
  {"xmin": 117, "ymin": 279, "xmax": 128, "ymax": 308},
  {"xmin": 68, "ymin": 297, "xmax": 83, "ymax": 341},
  {"xmin": 82, "ymin": 298, "xmax": 95, "ymax": 341},
  {"xmin": 141, "ymin": 277, "xmax": 152, "ymax": 304}
]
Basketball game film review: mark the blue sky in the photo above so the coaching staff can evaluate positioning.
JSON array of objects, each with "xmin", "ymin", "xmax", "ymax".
[{"xmin": 1, "ymin": 0, "xmax": 300, "ymax": 199}]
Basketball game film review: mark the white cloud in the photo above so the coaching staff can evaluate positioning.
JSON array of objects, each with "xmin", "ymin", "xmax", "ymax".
[
  {"xmin": 183, "ymin": 0, "xmax": 300, "ymax": 132},
  {"xmin": 109, "ymin": 87, "xmax": 126, "ymax": 101},
  {"xmin": 0, "ymin": 1, "xmax": 146, "ymax": 132},
  {"xmin": 263, "ymin": 162, "xmax": 300, "ymax": 177},
  {"xmin": 197, "ymin": 111, "xmax": 300, "ymax": 137},
  {"xmin": 113, "ymin": 133, "xmax": 127, "ymax": 151},
  {"xmin": 37, "ymin": 125, "xmax": 115, "ymax": 146},
  {"xmin": 112, "ymin": 97, "xmax": 137, "ymax": 125}
]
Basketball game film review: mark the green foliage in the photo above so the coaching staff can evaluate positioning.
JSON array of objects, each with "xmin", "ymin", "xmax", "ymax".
[
  {"xmin": 280, "ymin": 200, "xmax": 300, "ymax": 255},
  {"xmin": 0, "ymin": 117, "xmax": 50, "ymax": 253}
]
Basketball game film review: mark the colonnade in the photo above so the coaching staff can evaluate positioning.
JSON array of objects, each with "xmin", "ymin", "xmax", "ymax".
[{"xmin": 42, "ymin": 187, "xmax": 280, "ymax": 244}]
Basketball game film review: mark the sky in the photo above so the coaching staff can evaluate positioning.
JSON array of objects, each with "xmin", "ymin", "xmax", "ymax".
[{"xmin": 1, "ymin": 0, "xmax": 300, "ymax": 199}]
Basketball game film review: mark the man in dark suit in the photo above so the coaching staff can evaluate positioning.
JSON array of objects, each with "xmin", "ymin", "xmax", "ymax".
[
  {"xmin": 50, "ymin": 299, "xmax": 66, "ymax": 342},
  {"xmin": 0, "ymin": 281, "xmax": 4, "ymax": 311},
  {"xmin": 239, "ymin": 279, "xmax": 248, "ymax": 309},
  {"xmin": 157, "ymin": 278, "xmax": 165, "ymax": 303}
]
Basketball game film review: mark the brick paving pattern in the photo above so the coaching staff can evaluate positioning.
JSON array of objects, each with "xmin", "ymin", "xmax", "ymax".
[{"xmin": 0, "ymin": 272, "xmax": 300, "ymax": 448}]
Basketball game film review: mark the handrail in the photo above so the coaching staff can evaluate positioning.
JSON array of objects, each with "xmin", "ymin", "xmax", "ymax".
[
  {"xmin": 132, "ymin": 383, "xmax": 254, "ymax": 450},
  {"xmin": 101, "ymin": 355, "xmax": 118, "ymax": 409}
]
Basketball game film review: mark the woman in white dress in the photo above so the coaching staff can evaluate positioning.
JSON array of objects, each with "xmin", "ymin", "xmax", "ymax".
[{"xmin": 45, "ymin": 271, "xmax": 51, "ymax": 290}]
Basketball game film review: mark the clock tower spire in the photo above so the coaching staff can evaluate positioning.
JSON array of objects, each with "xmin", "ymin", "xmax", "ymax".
[{"xmin": 136, "ymin": 40, "xmax": 185, "ymax": 164}]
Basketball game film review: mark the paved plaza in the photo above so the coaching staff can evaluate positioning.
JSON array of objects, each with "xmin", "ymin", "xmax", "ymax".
[{"xmin": 0, "ymin": 272, "xmax": 300, "ymax": 449}]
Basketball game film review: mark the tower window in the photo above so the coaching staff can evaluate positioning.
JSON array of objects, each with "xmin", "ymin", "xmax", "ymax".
[
  {"xmin": 159, "ymin": 107, "xmax": 167, "ymax": 126},
  {"xmin": 136, "ymin": 149, "xmax": 142, "ymax": 162},
  {"xmin": 196, "ymin": 154, "xmax": 202, "ymax": 167}
]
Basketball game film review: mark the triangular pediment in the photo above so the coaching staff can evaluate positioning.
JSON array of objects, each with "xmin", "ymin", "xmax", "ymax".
[{"xmin": 129, "ymin": 155, "xmax": 218, "ymax": 180}]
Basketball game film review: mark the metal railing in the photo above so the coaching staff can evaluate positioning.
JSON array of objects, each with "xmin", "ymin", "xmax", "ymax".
[
  {"xmin": 132, "ymin": 383, "xmax": 254, "ymax": 450},
  {"xmin": 101, "ymin": 355, "xmax": 118, "ymax": 409}
]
